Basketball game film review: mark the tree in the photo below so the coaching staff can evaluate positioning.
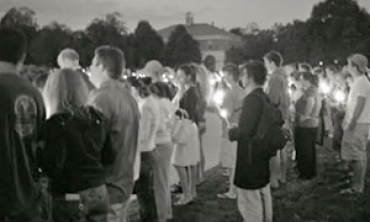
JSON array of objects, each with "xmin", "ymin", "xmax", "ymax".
[
  {"xmin": 133, "ymin": 20, "xmax": 165, "ymax": 69},
  {"xmin": 1, "ymin": 7, "xmax": 39, "ymax": 63},
  {"xmin": 70, "ymin": 31, "xmax": 95, "ymax": 67},
  {"xmin": 29, "ymin": 22, "xmax": 72, "ymax": 67},
  {"xmin": 163, "ymin": 25, "xmax": 201, "ymax": 68},
  {"xmin": 86, "ymin": 12, "xmax": 127, "ymax": 48},
  {"xmin": 86, "ymin": 12, "xmax": 133, "ymax": 68}
]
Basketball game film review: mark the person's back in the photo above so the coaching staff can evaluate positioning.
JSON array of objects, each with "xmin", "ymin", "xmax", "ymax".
[
  {"xmin": 88, "ymin": 82, "xmax": 140, "ymax": 202},
  {"xmin": 267, "ymin": 68, "xmax": 290, "ymax": 119},
  {"xmin": 38, "ymin": 106, "xmax": 115, "ymax": 195},
  {"xmin": 0, "ymin": 28, "xmax": 45, "ymax": 221}
]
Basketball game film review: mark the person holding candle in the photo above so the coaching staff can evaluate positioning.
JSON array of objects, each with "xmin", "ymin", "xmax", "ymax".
[
  {"xmin": 217, "ymin": 64, "xmax": 245, "ymax": 199},
  {"xmin": 294, "ymin": 71, "xmax": 322, "ymax": 180},
  {"xmin": 340, "ymin": 54, "xmax": 370, "ymax": 194},
  {"xmin": 229, "ymin": 61, "xmax": 273, "ymax": 222}
]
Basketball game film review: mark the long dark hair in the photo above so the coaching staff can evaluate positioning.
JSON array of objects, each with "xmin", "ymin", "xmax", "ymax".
[{"xmin": 178, "ymin": 64, "xmax": 196, "ymax": 84}]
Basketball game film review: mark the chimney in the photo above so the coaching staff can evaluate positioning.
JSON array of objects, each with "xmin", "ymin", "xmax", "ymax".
[{"xmin": 185, "ymin": 12, "xmax": 194, "ymax": 25}]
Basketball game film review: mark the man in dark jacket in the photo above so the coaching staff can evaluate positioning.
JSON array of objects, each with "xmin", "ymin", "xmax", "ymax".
[
  {"xmin": 229, "ymin": 61, "xmax": 272, "ymax": 222},
  {"xmin": 0, "ymin": 28, "xmax": 45, "ymax": 221}
]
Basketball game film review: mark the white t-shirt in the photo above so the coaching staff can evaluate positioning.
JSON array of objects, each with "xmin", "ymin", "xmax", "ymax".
[{"xmin": 344, "ymin": 75, "xmax": 370, "ymax": 124}]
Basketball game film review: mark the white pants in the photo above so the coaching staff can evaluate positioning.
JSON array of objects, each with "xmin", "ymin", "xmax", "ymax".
[{"xmin": 237, "ymin": 185, "xmax": 273, "ymax": 222}]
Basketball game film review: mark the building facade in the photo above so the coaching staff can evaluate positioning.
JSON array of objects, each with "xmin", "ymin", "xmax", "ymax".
[{"xmin": 157, "ymin": 12, "xmax": 242, "ymax": 71}]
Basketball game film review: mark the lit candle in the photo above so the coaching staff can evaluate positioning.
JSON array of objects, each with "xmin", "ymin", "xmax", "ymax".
[
  {"xmin": 319, "ymin": 82, "xmax": 330, "ymax": 95},
  {"xmin": 213, "ymin": 90, "xmax": 225, "ymax": 106},
  {"xmin": 220, "ymin": 109, "xmax": 228, "ymax": 119},
  {"xmin": 334, "ymin": 90, "xmax": 345, "ymax": 103}
]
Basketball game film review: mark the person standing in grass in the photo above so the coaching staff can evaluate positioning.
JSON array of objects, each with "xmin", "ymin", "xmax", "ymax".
[
  {"xmin": 217, "ymin": 64, "xmax": 245, "ymax": 200},
  {"xmin": 264, "ymin": 51, "xmax": 290, "ymax": 189},
  {"xmin": 229, "ymin": 61, "xmax": 273, "ymax": 222},
  {"xmin": 88, "ymin": 46, "xmax": 140, "ymax": 222},
  {"xmin": 340, "ymin": 54, "xmax": 370, "ymax": 194}
]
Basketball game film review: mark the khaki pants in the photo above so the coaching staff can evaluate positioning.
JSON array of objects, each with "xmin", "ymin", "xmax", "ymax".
[{"xmin": 237, "ymin": 185, "xmax": 272, "ymax": 222}]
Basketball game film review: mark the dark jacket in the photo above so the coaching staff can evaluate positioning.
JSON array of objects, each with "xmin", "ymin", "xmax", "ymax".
[
  {"xmin": 0, "ymin": 73, "xmax": 45, "ymax": 217},
  {"xmin": 38, "ymin": 107, "xmax": 115, "ymax": 195},
  {"xmin": 229, "ymin": 88, "xmax": 270, "ymax": 189}
]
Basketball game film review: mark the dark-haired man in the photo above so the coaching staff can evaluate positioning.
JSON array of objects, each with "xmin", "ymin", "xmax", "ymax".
[
  {"xmin": 264, "ymin": 51, "xmax": 290, "ymax": 188},
  {"xmin": 88, "ymin": 46, "xmax": 140, "ymax": 222},
  {"xmin": 229, "ymin": 61, "xmax": 273, "ymax": 222},
  {"xmin": 0, "ymin": 28, "xmax": 45, "ymax": 221}
]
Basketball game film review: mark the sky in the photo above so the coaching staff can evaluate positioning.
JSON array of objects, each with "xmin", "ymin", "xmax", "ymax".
[{"xmin": 0, "ymin": 0, "xmax": 369, "ymax": 32}]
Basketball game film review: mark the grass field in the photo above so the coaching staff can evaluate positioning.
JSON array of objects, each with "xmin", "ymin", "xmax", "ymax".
[{"xmin": 129, "ymin": 142, "xmax": 370, "ymax": 222}]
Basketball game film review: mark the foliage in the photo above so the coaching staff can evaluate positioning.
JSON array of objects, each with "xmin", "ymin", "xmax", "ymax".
[
  {"xmin": 133, "ymin": 20, "xmax": 165, "ymax": 69},
  {"xmin": 163, "ymin": 25, "xmax": 202, "ymax": 68},
  {"xmin": 29, "ymin": 22, "xmax": 73, "ymax": 67},
  {"xmin": 0, "ymin": 7, "xmax": 39, "ymax": 63},
  {"xmin": 226, "ymin": 0, "xmax": 370, "ymax": 66}
]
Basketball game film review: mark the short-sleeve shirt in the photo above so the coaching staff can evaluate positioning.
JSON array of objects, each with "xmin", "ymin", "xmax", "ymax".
[
  {"xmin": 295, "ymin": 86, "xmax": 322, "ymax": 127},
  {"xmin": 344, "ymin": 75, "xmax": 370, "ymax": 124},
  {"xmin": 0, "ymin": 73, "xmax": 45, "ymax": 216}
]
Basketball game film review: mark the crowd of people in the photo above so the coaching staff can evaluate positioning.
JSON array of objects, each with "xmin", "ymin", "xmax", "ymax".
[{"xmin": 1, "ymin": 26, "xmax": 370, "ymax": 222}]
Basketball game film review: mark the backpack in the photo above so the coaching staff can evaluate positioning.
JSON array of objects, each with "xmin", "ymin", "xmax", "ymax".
[{"xmin": 248, "ymin": 93, "xmax": 290, "ymax": 164}]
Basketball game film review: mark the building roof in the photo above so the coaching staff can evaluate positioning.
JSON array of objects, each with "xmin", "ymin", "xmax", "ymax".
[{"xmin": 158, "ymin": 23, "xmax": 242, "ymax": 42}]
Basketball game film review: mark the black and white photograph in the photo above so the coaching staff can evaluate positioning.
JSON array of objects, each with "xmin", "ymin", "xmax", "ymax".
[{"xmin": 0, "ymin": 0, "xmax": 370, "ymax": 221}]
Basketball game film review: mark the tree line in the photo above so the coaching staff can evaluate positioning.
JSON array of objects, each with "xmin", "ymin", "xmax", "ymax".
[
  {"xmin": 226, "ymin": 0, "xmax": 370, "ymax": 67},
  {"xmin": 0, "ymin": 7, "xmax": 202, "ymax": 70}
]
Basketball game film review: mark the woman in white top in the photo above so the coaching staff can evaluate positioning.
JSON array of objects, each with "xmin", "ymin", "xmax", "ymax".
[
  {"xmin": 130, "ymin": 78, "xmax": 160, "ymax": 222},
  {"xmin": 151, "ymin": 82, "xmax": 176, "ymax": 222}
]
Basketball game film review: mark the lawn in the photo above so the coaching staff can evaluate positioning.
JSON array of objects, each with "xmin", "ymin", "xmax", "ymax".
[{"xmin": 128, "ymin": 142, "xmax": 370, "ymax": 222}]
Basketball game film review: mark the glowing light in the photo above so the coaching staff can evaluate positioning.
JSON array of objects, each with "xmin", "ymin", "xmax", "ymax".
[
  {"xmin": 210, "ymin": 78, "xmax": 217, "ymax": 86},
  {"xmin": 220, "ymin": 109, "xmax": 228, "ymax": 119},
  {"xmin": 334, "ymin": 90, "xmax": 345, "ymax": 103},
  {"xmin": 169, "ymin": 74, "xmax": 174, "ymax": 79},
  {"xmin": 215, "ymin": 75, "xmax": 222, "ymax": 82},
  {"xmin": 213, "ymin": 90, "xmax": 225, "ymax": 106},
  {"xmin": 319, "ymin": 82, "xmax": 330, "ymax": 94},
  {"xmin": 163, "ymin": 77, "xmax": 169, "ymax": 83},
  {"xmin": 123, "ymin": 75, "xmax": 128, "ymax": 80},
  {"xmin": 132, "ymin": 72, "xmax": 137, "ymax": 77},
  {"xmin": 319, "ymin": 61, "xmax": 324, "ymax": 66}
]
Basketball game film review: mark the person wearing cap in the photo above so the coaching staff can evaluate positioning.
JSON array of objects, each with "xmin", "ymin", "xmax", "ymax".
[
  {"xmin": 57, "ymin": 48, "xmax": 95, "ymax": 91},
  {"xmin": 341, "ymin": 54, "xmax": 370, "ymax": 194}
]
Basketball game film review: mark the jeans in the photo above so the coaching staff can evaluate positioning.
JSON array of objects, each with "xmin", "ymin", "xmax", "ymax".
[
  {"xmin": 153, "ymin": 143, "xmax": 173, "ymax": 222},
  {"xmin": 134, "ymin": 151, "xmax": 158, "ymax": 222},
  {"xmin": 53, "ymin": 185, "xmax": 110, "ymax": 222}
]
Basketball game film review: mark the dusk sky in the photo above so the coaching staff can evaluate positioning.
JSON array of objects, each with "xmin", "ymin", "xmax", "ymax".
[{"xmin": 0, "ymin": 0, "xmax": 369, "ymax": 32}]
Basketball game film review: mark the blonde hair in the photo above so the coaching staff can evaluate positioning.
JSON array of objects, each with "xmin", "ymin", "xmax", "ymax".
[{"xmin": 43, "ymin": 68, "xmax": 89, "ymax": 118}]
